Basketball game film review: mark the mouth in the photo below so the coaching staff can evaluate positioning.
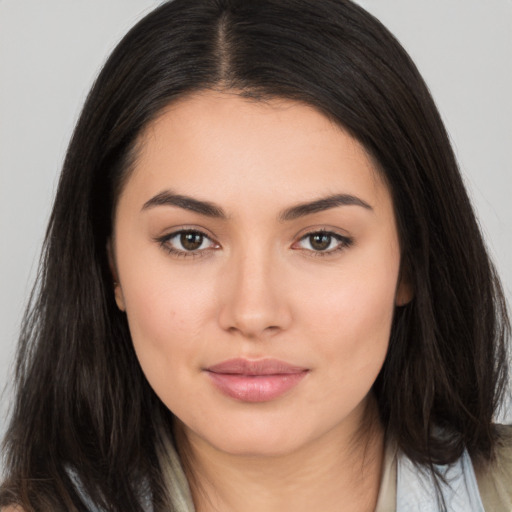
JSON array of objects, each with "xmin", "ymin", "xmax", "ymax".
[{"xmin": 204, "ymin": 358, "xmax": 309, "ymax": 402}]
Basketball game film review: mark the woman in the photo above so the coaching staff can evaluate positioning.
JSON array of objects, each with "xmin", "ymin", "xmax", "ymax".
[{"xmin": 1, "ymin": 0, "xmax": 510, "ymax": 510}]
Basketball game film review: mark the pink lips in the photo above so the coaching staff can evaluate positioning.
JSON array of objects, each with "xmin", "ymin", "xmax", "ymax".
[{"xmin": 205, "ymin": 358, "xmax": 309, "ymax": 402}]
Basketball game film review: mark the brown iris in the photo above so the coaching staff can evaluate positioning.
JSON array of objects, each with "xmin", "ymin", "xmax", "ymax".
[
  {"xmin": 310, "ymin": 233, "xmax": 332, "ymax": 251},
  {"xmin": 180, "ymin": 232, "xmax": 203, "ymax": 251}
]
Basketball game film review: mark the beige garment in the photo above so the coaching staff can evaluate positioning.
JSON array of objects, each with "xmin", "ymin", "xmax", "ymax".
[
  {"xmin": 374, "ymin": 438, "xmax": 397, "ymax": 512},
  {"xmin": 159, "ymin": 426, "xmax": 512, "ymax": 512},
  {"xmin": 159, "ymin": 431, "xmax": 196, "ymax": 512},
  {"xmin": 473, "ymin": 425, "xmax": 512, "ymax": 512}
]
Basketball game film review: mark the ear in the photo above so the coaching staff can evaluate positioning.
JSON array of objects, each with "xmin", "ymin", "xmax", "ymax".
[
  {"xmin": 107, "ymin": 239, "xmax": 126, "ymax": 312},
  {"xmin": 395, "ymin": 264, "xmax": 414, "ymax": 307}
]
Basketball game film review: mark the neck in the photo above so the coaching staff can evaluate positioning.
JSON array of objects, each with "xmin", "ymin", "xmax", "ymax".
[{"xmin": 176, "ymin": 397, "xmax": 385, "ymax": 512}]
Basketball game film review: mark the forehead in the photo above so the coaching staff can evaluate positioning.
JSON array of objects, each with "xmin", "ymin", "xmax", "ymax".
[{"xmin": 119, "ymin": 90, "xmax": 390, "ymax": 214}]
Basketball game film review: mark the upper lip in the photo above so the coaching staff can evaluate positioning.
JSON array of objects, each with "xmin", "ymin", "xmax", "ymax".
[{"xmin": 206, "ymin": 358, "xmax": 309, "ymax": 376}]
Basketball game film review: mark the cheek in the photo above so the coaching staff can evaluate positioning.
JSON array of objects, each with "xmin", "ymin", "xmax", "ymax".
[
  {"xmin": 301, "ymin": 242, "xmax": 400, "ymax": 378},
  {"xmin": 117, "ymin": 251, "xmax": 219, "ymax": 383}
]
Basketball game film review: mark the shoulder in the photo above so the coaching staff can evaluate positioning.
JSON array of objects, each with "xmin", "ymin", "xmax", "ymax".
[
  {"xmin": 474, "ymin": 424, "xmax": 512, "ymax": 511},
  {"xmin": 2, "ymin": 507, "xmax": 25, "ymax": 512}
]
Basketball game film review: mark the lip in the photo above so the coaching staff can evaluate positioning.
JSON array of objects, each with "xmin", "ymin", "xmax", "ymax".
[{"xmin": 205, "ymin": 358, "xmax": 309, "ymax": 402}]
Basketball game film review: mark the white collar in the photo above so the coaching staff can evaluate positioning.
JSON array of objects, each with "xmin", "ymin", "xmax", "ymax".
[{"xmin": 396, "ymin": 447, "xmax": 485, "ymax": 511}]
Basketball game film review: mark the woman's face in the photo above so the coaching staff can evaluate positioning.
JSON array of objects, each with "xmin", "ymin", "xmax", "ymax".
[{"xmin": 111, "ymin": 91, "xmax": 409, "ymax": 456}]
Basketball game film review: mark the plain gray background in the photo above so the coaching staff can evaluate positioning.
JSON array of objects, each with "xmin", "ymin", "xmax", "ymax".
[{"xmin": 1, "ymin": 0, "xmax": 511, "ymax": 439}]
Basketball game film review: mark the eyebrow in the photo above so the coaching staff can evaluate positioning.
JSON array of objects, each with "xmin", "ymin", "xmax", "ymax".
[
  {"xmin": 141, "ymin": 190, "xmax": 372, "ymax": 220},
  {"xmin": 279, "ymin": 194, "xmax": 373, "ymax": 221},
  {"xmin": 142, "ymin": 190, "xmax": 227, "ymax": 218}
]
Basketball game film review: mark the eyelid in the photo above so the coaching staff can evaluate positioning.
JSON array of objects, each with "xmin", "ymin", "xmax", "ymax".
[
  {"xmin": 154, "ymin": 225, "xmax": 353, "ymax": 259},
  {"xmin": 291, "ymin": 227, "xmax": 354, "ymax": 256},
  {"xmin": 154, "ymin": 226, "xmax": 221, "ymax": 259}
]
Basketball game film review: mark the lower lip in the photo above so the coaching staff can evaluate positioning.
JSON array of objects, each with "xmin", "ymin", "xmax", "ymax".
[{"xmin": 206, "ymin": 371, "xmax": 308, "ymax": 402}]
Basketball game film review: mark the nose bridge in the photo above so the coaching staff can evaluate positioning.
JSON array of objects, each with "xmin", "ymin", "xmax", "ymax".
[{"xmin": 218, "ymin": 239, "xmax": 290, "ymax": 337}]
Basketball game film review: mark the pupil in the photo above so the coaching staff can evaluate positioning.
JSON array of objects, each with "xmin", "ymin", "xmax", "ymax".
[
  {"xmin": 311, "ymin": 234, "xmax": 331, "ymax": 251},
  {"xmin": 181, "ymin": 232, "xmax": 203, "ymax": 251}
]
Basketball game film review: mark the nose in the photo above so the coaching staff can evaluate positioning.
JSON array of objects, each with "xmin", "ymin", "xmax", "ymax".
[{"xmin": 217, "ymin": 246, "xmax": 292, "ymax": 339}]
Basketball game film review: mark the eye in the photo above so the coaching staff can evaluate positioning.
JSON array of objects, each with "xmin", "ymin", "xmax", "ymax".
[
  {"xmin": 293, "ymin": 230, "xmax": 353, "ymax": 255},
  {"xmin": 156, "ymin": 229, "xmax": 219, "ymax": 257}
]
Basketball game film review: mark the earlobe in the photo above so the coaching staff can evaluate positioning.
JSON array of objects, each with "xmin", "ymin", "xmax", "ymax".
[
  {"xmin": 114, "ymin": 283, "xmax": 126, "ymax": 312},
  {"xmin": 396, "ymin": 283, "xmax": 413, "ymax": 306},
  {"xmin": 395, "ymin": 266, "xmax": 414, "ymax": 307},
  {"xmin": 107, "ymin": 240, "xmax": 126, "ymax": 312}
]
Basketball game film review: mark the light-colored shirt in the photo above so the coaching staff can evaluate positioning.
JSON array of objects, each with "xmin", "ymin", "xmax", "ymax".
[
  {"xmin": 375, "ymin": 425, "xmax": 512, "ymax": 512},
  {"xmin": 71, "ymin": 425, "xmax": 512, "ymax": 511}
]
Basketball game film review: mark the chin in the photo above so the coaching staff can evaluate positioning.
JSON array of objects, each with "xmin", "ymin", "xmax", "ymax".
[
  {"xmin": 181, "ymin": 414, "xmax": 313, "ymax": 458},
  {"xmin": 211, "ymin": 432, "xmax": 306, "ymax": 458}
]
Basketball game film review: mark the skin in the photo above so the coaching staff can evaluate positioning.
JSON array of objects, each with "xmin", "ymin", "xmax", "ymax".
[{"xmin": 110, "ymin": 90, "xmax": 411, "ymax": 512}]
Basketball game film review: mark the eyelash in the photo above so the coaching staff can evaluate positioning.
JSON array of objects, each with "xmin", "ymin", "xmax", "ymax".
[
  {"xmin": 155, "ymin": 229, "xmax": 353, "ymax": 259},
  {"xmin": 155, "ymin": 229, "xmax": 219, "ymax": 259},
  {"xmin": 293, "ymin": 230, "xmax": 354, "ymax": 257}
]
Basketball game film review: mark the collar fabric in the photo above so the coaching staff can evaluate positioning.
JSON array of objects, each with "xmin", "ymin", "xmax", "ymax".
[{"xmin": 159, "ymin": 433, "xmax": 487, "ymax": 512}]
